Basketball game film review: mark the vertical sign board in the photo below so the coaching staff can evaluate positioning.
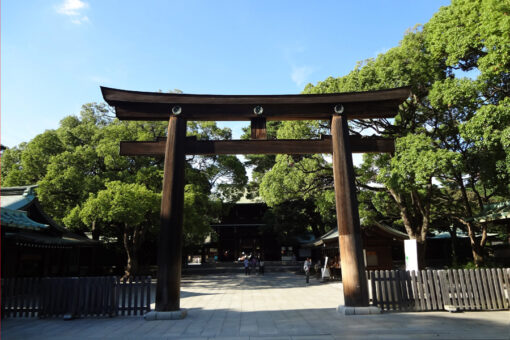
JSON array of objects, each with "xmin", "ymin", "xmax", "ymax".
[
  {"xmin": 404, "ymin": 239, "xmax": 419, "ymax": 272},
  {"xmin": 322, "ymin": 256, "xmax": 330, "ymax": 279}
]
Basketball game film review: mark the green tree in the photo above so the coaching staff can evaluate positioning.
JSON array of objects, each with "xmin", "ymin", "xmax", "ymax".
[
  {"xmin": 1, "ymin": 143, "xmax": 27, "ymax": 185},
  {"xmin": 257, "ymin": 29, "xmax": 445, "ymax": 261},
  {"xmin": 183, "ymin": 184, "xmax": 222, "ymax": 246},
  {"xmin": 70, "ymin": 181, "xmax": 160, "ymax": 278},
  {"xmin": 256, "ymin": 119, "xmax": 335, "ymax": 241},
  {"xmin": 2, "ymin": 130, "xmax": 65, "ymax": 186},
  {"xmin": 240, "ymin": 121, "xmax": 282, "ymax": 200},
  {"xmin": 422, "ymin": 0, "xmax": 510, "ymax": 265},
  {"xmin": 256, "ymin": 0, "xmax": 510, "ymax": 267},
  {"xmin": 3, "ymin": 102, "xmax": 248, "ymax": 273}
]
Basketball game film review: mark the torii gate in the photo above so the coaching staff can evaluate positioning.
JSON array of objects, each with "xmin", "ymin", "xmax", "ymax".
[{"xmin": 101, "ymin": 86, "xmax": 410, "ymax": 316}]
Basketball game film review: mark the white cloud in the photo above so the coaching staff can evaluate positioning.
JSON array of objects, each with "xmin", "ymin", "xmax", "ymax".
[
  {"xmin": 56, "ymin": 0, "xmax": 89, "ymax": 24},
  {"xmin": 281, "ymin": 42, "xmax": 314, "ymax": 87},
  {"xmin": 290, "ymin": 65, "xmax": 313, "ymax": 87}
]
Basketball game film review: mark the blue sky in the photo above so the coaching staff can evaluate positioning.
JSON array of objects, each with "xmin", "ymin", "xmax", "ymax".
[{"xmin": 1, "ymin": 0, "xmax": 450, "ymax": 148}]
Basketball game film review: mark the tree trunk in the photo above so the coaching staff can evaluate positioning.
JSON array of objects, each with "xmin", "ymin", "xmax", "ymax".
[
  {"xmin": 388, "ymin": 188, "xmax": 429, "ymax": 269},
  {"xmin": 122, "ymin": 224, "xmax": 141, "ymax": 279},
  {"xmin": 472, "ymin": 246, "xmax": 484, "ymax": 267},
  {"xmin": 449, "ymin": 224, "xmax": 458, "ymax": 267},
  {"xmin": 91, "ymin": 220, "xmax": 100, "ymax": 241},
  {"xmin": 466, "ymin": 220, "xmax": 485, "ymax": 267},
  {"xmin": 456, "ymin": 174, "xmax": 487, "ymax": 267}
]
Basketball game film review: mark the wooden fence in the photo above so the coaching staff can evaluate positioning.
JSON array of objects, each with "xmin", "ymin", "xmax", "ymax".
[
  {"xmin": 368, "ymin": 268, "xmax": 510, "ymax": 312},
  {"xmin": 2, "ymin": 277, "xmax": 42, "ymax": 318},
  {"xmin": 115, "ymin": 276, "xmax": 152, "ymax": 316},
  {"xmin": 1, "ymin": 276, "xmax": 152, "ymax": 318}
]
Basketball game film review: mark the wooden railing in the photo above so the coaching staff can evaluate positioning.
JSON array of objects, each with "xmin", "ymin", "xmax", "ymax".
[
  {"xmin": 2, "ymin": 277, "xmax": 42, "ymax": 318},
  {"xmin": 367, "ymin": 268, "xmax": 510, "ymax": 312},
  {"xmin": 115, "ymin": 276, "xmax": 152, "ymax": 316},
  {"xmin": 1, "ymin": 276, "xmax": 152, "ymax": 318}
]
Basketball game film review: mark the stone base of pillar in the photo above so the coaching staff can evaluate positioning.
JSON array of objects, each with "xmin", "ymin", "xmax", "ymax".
[
  {"xmin": 337, "ymin": 305, "xmax": 381, "ymax": 315},
  {"xmin": 144, "ymin": 309, "xmax": 188, "ymax": 320}
]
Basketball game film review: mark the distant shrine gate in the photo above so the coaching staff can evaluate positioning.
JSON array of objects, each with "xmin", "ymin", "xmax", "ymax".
[{"xmin": 101, "ymin": 86, "xmax": 411, "ymax": 312}]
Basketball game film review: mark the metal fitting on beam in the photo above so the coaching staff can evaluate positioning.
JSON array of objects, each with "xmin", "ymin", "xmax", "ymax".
[
  {"xmin": 253, "ymin": 106, "xmax": 264, "ymax": 115},
  {"xmin": 171, "ymin": 106, "xmax": 182, "ymax": 115},
  {"xmin": 334, "ymin": 104, "xmax": 344, "ymax": 114}
]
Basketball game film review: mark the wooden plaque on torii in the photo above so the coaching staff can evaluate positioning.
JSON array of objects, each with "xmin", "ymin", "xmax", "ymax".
[{"xmin": 101, "ymin": 86, "xmax": 411, "ymax": 311}]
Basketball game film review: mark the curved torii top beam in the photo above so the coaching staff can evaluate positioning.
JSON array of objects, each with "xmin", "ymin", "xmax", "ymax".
[{"xmin": 101, "ymin": 86, "xmax": 411, "ymax": 121}]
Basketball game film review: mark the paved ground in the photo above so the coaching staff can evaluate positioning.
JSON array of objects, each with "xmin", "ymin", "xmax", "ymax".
[{"xmin": 2, "ymin": 272, "xmax": 509, "ymax": 339}]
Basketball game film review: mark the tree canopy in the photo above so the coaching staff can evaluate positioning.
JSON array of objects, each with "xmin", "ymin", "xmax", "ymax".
[
  {"xmin": 250, "ymin": 0, "xmax": 510, "ymax": 266},
  {"xmin": 2, "ymin": 103, "xmax": 247, "ymax": 276}
]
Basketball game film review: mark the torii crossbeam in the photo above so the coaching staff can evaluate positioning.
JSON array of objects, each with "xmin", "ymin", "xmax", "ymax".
[{"xmin": 101, "ymin": 86, "xmax": 411, "ymax": 315}]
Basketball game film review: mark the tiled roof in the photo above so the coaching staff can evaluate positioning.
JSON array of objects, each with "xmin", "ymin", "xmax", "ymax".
[
  {"xmin": 1, "ymin": 185, "xmax": 37, "ymax": 210},
  {"xmin": 3, "ymin": 232, "xmax": 89, "ymax": 245},
  {"xmin": 471, "ymin": 201, "xmax": 510, "ymax": 223},
  {"xmin": 1, "ymin": 185, "xmax": 99, "ymax": 246},
  {"xmin": 302, "ymin": 223, "xmax": 408, "ymax": 248},
  {"xmin": 1, "ymin": 207, "xmax": 48, "ymax": 230}
]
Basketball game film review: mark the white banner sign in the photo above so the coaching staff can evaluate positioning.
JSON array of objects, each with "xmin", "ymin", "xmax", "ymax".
[{"xmin": 405, "ymin": 239, "xmax": 419, "ymax": 272}]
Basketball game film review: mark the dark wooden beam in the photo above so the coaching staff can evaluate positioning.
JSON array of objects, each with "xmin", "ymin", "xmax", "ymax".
[
  {"xmin": 251, "ymin": 117, "xmax": 267, "ymax": 140},
  {"xmin": 331, "ymin": 115, "xmax": 369, "ymax": 307},
  {"xmin": 119, "ymin": 136, "xmax": 394, "ymax": 156},
  {"xmin": 101, "ymin": 86, "xmax": 411, "ymax": 121},
  {"xmin": 112, "ymin": 100, "xmax": 403, "ymax": 121},
  {"xmin": 155, "ymin": 116, "xmax": 186, "ymax": 312}
]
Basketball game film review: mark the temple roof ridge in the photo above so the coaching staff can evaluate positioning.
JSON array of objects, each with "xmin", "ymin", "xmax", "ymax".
[{"xmin": 1, "ymin": 185, "xmax": 38, "ymax": 210}]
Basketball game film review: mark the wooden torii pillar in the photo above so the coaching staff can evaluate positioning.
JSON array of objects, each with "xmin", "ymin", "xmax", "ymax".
[{"xmin": 101, "ymin": 86, "xmax": 410, "ymax": 314}]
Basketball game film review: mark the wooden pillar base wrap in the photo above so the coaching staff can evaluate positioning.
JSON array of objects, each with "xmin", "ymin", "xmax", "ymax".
[
  {"xmin": 331, "ymin": 115, "xmax": 369, "ymax": 307},
  {"xmin": 155, "ymin": 116, "xmax": 187, "ymax": 311}
]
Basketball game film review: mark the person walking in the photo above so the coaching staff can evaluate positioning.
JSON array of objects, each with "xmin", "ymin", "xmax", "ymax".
[
  {"xmin": 259, "ymin": 257, "xmax": 265, "ymax": 275},
  {"xmin": 303, "ymin": 257, "xmax": 312, "ymax": 284},
  {"xmin": 244, "ymin": 257, "xmax": 250, "ymax": 275}
]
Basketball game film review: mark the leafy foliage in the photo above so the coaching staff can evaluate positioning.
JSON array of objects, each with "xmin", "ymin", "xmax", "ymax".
[
  {"xmin": 2, "ymin": 103, "xmax": 246, "ymax": 275},
  {"xmin": 251, "ymin": 0, "xmax": 510, "ymax": 267}
]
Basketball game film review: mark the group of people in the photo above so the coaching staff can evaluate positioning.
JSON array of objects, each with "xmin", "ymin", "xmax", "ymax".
[
  {"xmin": 241, "ymin": 254, "xmax": 264, "ymax": 275},
  {"xmin": 303, "ymin": 255, "xmax": 342, "ymax": 284},
  {"xmin": 238, "ymin": 254, "xmax": 338, "ymax": 283}
]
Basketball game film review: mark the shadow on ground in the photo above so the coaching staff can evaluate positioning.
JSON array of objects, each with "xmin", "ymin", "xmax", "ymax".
[{"xmin": 2, "ymin": 307, "xmax": 509, "ymax": 339}]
